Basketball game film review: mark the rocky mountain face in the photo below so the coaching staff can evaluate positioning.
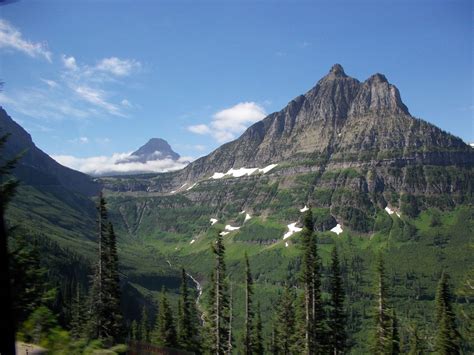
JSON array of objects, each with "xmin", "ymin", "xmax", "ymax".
[
  {"xmin": 102, "ymin": 65, "xmax": 473, "ymax": 233},
  {"xmin": 122, "ymin": 138, "xmax": 180, "ymax": 164},
  {"xmin": 0, "ymin": 107, "xmax": 100, "ymax": 196},
  {"xmin": 175, "ymin": 64, "xmax": 471, "ymax": 182}
]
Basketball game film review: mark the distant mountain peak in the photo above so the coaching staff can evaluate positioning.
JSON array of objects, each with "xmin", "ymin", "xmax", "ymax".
[{"xmin": 130, "ymin": 138, "xmax": 180, "ymax": 162}]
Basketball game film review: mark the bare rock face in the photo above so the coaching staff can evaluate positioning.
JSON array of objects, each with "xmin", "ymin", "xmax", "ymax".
[
  {"xmin": 349, "ymin": 73, "xmax": 409, "ymax": 117},
  {"xmin": 177, "ymin": 64, "xmax": 472, "ymax": 182}
]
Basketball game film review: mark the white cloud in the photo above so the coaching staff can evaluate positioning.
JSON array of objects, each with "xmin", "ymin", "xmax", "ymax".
[
  {"xmin": 0, "ymin": 90, "xmax": 90, "ymax": 121},
  {"xmin": 0, "ymin": 20, "xmax": 52, "ymax": 62},
  {"xmin": 61, "ymin": 54, "xmax": 78, "ymax": 70},
  {"xmin": 73, "ymin": 85, "xmax": 123, "ymax": 117},
  {"xmin": 96, "ymin": 57, "xmax": 141, "ymax": 76},
  {"xmin": 188, "ymin": 124, "xmax": 211, "ymax": 135},
  {"xmin": 52, "ymin": 152, "xmax": 191, "ymax": 176},
  {"xmin": 187, "ymin": 102, "xmax": 267, "ymax": 143}
]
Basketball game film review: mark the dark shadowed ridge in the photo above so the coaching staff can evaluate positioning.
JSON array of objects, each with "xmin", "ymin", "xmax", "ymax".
[{"xmin": 0, "ymin": 107, "xmax": 100, "ymax": 196}]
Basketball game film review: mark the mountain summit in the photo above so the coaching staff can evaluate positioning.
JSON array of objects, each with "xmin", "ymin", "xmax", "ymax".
[
  {"xmin": 177, "ymin": 64, "xmax": 471, "ymax": 182},
  {"xmin": 130, "ymin": 138, "xmax": 180, "ymax": 163}
]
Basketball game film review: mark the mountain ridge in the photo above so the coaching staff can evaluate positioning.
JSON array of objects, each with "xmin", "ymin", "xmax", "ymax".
[
  {"xmin": 0, "ymin": 107, "xmax": 100, "ymax": 197},
  {"xmin": 108, "ymin": 64, "xmax": 471, "ymax": 193}
]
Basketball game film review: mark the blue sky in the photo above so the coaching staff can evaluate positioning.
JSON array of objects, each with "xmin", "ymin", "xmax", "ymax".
[{"xmin": 0, "ymin": 0, "xmax": 472, "ymax": 174}]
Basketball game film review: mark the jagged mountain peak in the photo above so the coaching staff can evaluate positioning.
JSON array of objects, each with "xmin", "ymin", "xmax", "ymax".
[
  {"xmin": 327, "ymin": 63, "xmax": 347, "ymax": 78},
  {"xmin": 173, "ymin": 64, "xmax": 471, "ymax": 183},
  {"xmin": 367, "ymin": 73, "xmax": 388, "ymax": 84},
  {"xmin": 349, "ymin": 72, "xmax": 409, "ymax": 116}
]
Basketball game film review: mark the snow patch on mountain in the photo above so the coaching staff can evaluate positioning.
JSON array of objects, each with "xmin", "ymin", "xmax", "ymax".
[
  {"xmin": 225, "ymin": 225, "xmax": 240, "ymax": 231},
  {"xmin": 210, "ymin": 218, "xmax": 218, "ymax": 225},
  {"xmin": 283, "ymin": 222, "xmax": 302, "ymax": 240},
  {"xmin": 330, "ymin": 224, "xmax": 343, "ymax": 235},
  {"xmin": 186, "ymin": 182, "xmax": 197, "ymax": 191},
  {"xmin": 385, "ymin": 206, "xmax": 394, "ymax": 215},
  {"xmin": 210, "ymin": 164, "xmax": 278, "ymax": 179},
  {"xmin": 300, "ymin": 205, "xmax": 309, "ymax": 212}
]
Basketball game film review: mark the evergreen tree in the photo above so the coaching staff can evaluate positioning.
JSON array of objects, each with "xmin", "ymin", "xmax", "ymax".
[
  {"xmin": 139, "ymin": 305, "xmax": 149, "ymax": 342},
  {"xmin": 275, "ymin": 285, "xmax": 297, "ymax": 354},
  {"xmin": 434, "ymin": 272, "xmax": 460, "ymax": 354},
  {"xmin": 0, "ymin": 132, "xmax": 20, "ymax": 355},
  {"xmin": 205, "ymin": 232, "xmax": 230, "ymax": 354},
  {"xmin": 87, "ymin": 195, "xmax": 123, "ymax": 345},
  {"xmin": 301, "ymin": 208, "xmax": 315, "ymax": 354},
  {"xmin": 300, "ymin": 207, "xmax": 325, "ymax": 354},
  {"xmin": 253, "ymin": 302, "xmax": 264, "ymax": 355},
  {"xmin": 153, "ymin": 287, "xmax": 177, "ymax": 348},
  {"xmin": 328, "ymin": 246, "xmax": 347, "ymax": 354},
  {"xmin": 312, "ymin": 235, "xmax": 325, "ymax": 355},
  {"xmin": 70, "ymin": 285, "xmax": 87, "ymax": 340},
  {"xmin": 373, "ymin": 255, "xmax": 392, "ymax": 354},
  {"xmin": 9, "ymin": 234, "xmax": 48, "ymax": 328},
  {"xmin": 87, "ymin": 194, "xmax": 110, "ymax": 341},
  {"xmin": 177, "ymin": 268, "xmax": 200, "ymax": 352},
  {"xmin": 227, "ymin": 283, "xmax": 234, "ymax": 355},
  {"xmin": 243, "ymin": 253, "xmax": 254, "ymax": 355},
  {"xmin": 294, "ymin": 292, "xmax": 307, "ymax": 354},
  {"xmin": 104, "ymin": 222, "xmax": 122, "ymax": 341}
]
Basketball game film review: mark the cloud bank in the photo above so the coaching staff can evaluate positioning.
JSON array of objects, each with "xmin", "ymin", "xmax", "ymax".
[
  {"xmin": 52, "ymin": 152, "xmax": 191, "ymax": 176},
  {"xmin": 188, "ymin": 102, "xmax": 267, "ymax": 143}
]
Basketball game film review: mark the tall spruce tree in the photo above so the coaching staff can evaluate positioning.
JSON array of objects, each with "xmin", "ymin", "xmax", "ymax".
[
  {"xmin": 373, "ymin": 255, "xmax": 392, "ymax": 354},
  {"xmin": 88, "ymin": 195, "xmax": 123, "ymax": 345},
  {"xmin": 301, "ymin": 208, "xmax": 315, "ymax": 354},
  {"xmin": 177, "ymin": 268, "xmax": 200, "ymax": 352},
  {"xmin": 300, "ymin": 207, "xmax": 325, "ymax": 354},
  {"xmin": 275, "ymin": 285, "xmax": 297, "ymax": 354},
  {"xmin": 104, "ymin": 222, "xmax": 122, "ymax": 341},
  {"xmin": 139, "ymin": 305, "xmax": 150, "ymax": 342},
  {"xmin": 227, "ymin": 283, "xmax": 234, "ymax": 355},
  {"xmin": 205, "ymin": 232, "xmax": 230, "ymax": 354},
  {"xmin": 88, "ymin": 194, "xmax": 109, "ymax": 341},
  {"xmin": 434, "ymin": 272, "xmax": 460, "ymax": 354},
  {"xmin": 0, "ymin": 133, "xmax": 20, "ymax": 355},
  {"xmin": 329, "ymin": 246, "xmax": 347, "ymax": 354},
  {"xmin": 70, "ymin": 285, "xmax": 87, "ymax": 340},
  {"xmin": 154, "ymin": 287, "xmax": 177, "ymax": 348},
  {"xmin": 243, "ymin": 252, "xmax": 254, "ymax": 355}
]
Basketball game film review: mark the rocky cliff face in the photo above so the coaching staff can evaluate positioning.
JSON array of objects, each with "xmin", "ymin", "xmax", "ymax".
[
  {"xmin": 175, "ymin": 64, "xmax": 471, "ymax": 183},
  {"xmin": 0, "ymin": 107, "xmax": 100, "ymax": 196}
]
